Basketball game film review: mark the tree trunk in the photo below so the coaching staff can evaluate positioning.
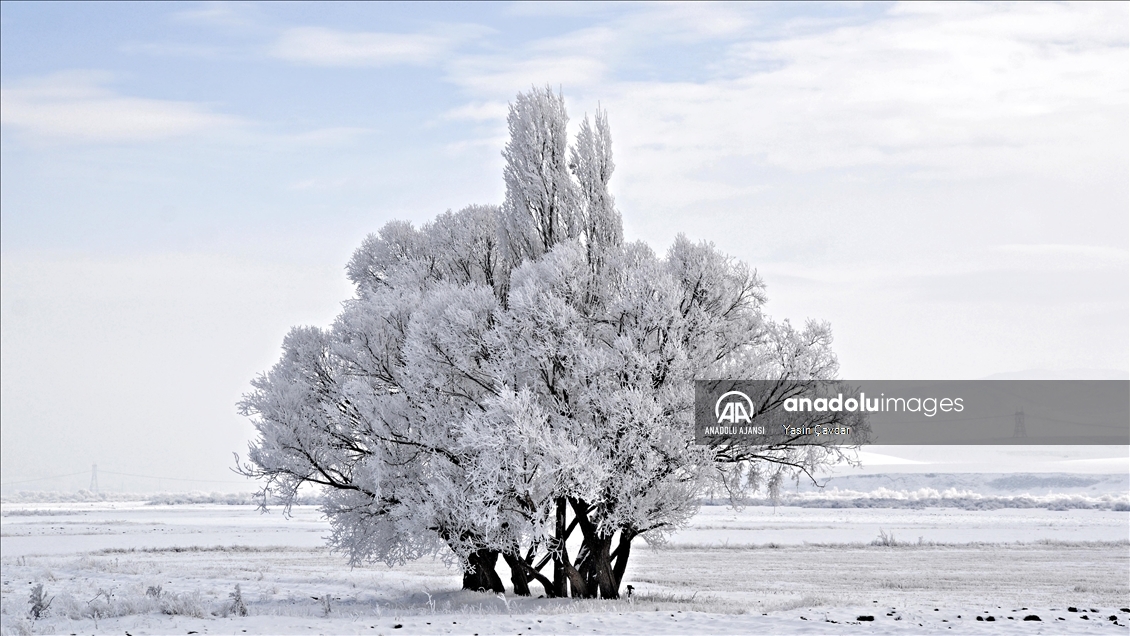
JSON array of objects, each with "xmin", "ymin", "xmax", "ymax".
[
  {"xmin": 552, "ymin": 498, "xmax": 569, "ymax": 598},
  {"xmin": 575, "ymin": 542, "xmax": 597, "ymax": 597},
  {"xmin": 462, "ymin": 549, "xmax": 505, "ymax": 593},
  {"xmin": 577, "ymin": 534, "xmax": 617, "ymax": 599},
  {"xmin": 568, "ymin": 498, "xmax": 619, "ymax": 599},
  {"xmin": 502, "ymin": 552, "xmax": 531, "ymax": 596},
  {"xmin": 594, "ymin": 537, "xmax": 617, "ymax": 599},
  {"xmin": 515, "ymin": 556, "xmax": 556, "ymax": 598},
  {"xmin": 562, "ymin": 559, "xmax": 589, "ymax": 598},
  {"xmin": 611, "ymin": 530, "xmax": 635, "ymax": 593}
]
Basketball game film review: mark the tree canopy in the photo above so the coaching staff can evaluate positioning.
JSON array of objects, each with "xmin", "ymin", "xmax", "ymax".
[{"xmin": 238, "ymin": 86, "xmax": 862, "ymax": 599}]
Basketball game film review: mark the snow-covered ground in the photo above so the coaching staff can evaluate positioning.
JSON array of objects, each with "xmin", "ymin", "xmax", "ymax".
[
  {"xmin": 677, "ymin": 506, "xmax": 1129, "ymax": 545},
  {"xmin": 2, "ymin": 481, "xmax": 1128, "ymax": 634}
]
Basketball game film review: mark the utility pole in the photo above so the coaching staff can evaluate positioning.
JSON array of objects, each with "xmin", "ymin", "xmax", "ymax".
[
  {"xmin": 90, "ymin": 464, "xmax": 99, "ymax": 494},
  {"xmin": 1013, "ymin": 409, "xmax": 1026, "ymax": 438}
]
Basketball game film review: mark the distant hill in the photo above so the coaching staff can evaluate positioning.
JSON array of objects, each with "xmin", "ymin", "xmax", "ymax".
[
  {"xmin": 980, "ymin": 369, "xmax": 1128, "ymax": 380},
  {"xmin": 699, "ymin": 472, "xmax": 1130, "ymax": 510},
  {"xmin": 793, "ymin": 472, "xmax": 1129, "ymax": 495}
]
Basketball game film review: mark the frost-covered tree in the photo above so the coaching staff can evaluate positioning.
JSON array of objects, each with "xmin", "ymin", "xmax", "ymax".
[
  {"xmin": 500, "ymin": 86, "xmax": 581, "ymax": 268},
  {"xmin": 238, "ymin": 87, "xmax": 863, "ymax": 600},
  {"xmin": 570, "ymin": 108, "xmax": 622, "ymax": 269}
]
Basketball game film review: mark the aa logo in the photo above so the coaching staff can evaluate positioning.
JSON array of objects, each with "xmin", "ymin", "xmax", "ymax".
[{"xmin": 715, "ymin": 390, "xmax": 754, "ymax": 424}]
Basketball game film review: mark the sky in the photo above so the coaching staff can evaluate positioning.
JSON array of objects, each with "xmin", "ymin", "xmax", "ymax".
[{"xmin": 2, "ymin": 1, "xmax": 1127, "ymax": 492}]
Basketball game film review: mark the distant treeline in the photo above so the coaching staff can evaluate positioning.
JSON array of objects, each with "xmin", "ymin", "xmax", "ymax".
[{"xmin": 0, "ymin": 490, "xmax": 323, "ymax": 506}]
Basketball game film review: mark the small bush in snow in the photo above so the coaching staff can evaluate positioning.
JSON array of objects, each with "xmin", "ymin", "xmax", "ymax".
[
  {"xmin": 46, "ymin": 589, "xmax": 207, "ymax": 621},
  {"xmin": 226, "ymin": 584, "xmax": 249, "ymax": 617},
  {"xmin": 159, "ymin": 591, "xmax": 207, "ymax": 618},
  {"xmin": 27, "ymin": 584, "xmax": 52, "ymax": 619},
  {"xmin": 871, "ymin": 529, "xmax": 899, "ymax": 546}
]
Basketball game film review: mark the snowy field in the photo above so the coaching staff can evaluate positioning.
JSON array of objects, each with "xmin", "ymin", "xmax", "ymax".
[{"xmin": 2, "ymin": 487, "xmax": 1128, "ymax": 635}]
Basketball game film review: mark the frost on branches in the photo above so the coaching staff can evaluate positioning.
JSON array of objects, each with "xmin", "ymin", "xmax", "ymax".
[{"xmin": 237, "ymin": 86, "xmax": 865, "ymax": 600}]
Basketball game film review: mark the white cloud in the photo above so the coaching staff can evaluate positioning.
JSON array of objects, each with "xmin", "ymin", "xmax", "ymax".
[
  {"xmin": 501, "ymin": 2, "xmax": 614, "ymax": 19},
  {"xmin": 995, "ymin": 244, "xmax": 1129, "ymax": 258},
  {"xmin": 119, "ymin": 41, "xmax": 234, "ymax": 59},
  {"xmin": 605, "ymin": 2, "xmax": 1127, "ymax": 199},
  {"xmin": 430, "ymin": 1, "xmax": 1127, "ymax": 218},
  {"xmin": 172, "ymin": 4, "xmax": 259, "ymax": 29},
  {"xmin": 285, "ymin": 126, "xmax": 376, "ymax": 145},
  {"xmin": 443, "ymin": 100, "xmax": 509, "ymax": 122},
  {"xmin": 0, "ymin": 71, "xmax": 242, "ymax": 143},
  {"xmin": 617, "ymin": 2, "xmax": 753, "ymax": 41},
  {"xmin": 507, "ymin": 2, "xmax": 751, "ymax": 41},
  {"xmin": 287, "ymin": 175, "xmax": 351, "ymax": 191},
  {"xmin": 270, "ymin": 27, "xmax": 455, "ymax": 67},
  {"xmin": 445, "ymin": 54, "xmax": 607, "ymax": 99},
  {"xmin": 437, "ymin": 4, "xmax": 755, "ymax": 96},
  {"xmin": 993, "ymin": 244, "xmax": 1130, "ymax": 271}
]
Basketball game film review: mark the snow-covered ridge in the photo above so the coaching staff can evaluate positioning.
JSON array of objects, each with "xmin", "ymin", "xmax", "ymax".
[
  {"xmin": 723, "ymin": 489, "xmax": 1130, "ymax": 511},
  {"xmin": 5, "ymin": 473, "xmax": 1127, "ymax": 510},
  {"xmin": 707, "ymin": 472, "xmax": 1130, "ymax": 510}
]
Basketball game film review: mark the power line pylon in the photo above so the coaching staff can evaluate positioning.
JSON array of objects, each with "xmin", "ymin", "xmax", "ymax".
[{"xmin": 1013, "ymin": 409, "xmax": 1026, "ymax": 438}]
